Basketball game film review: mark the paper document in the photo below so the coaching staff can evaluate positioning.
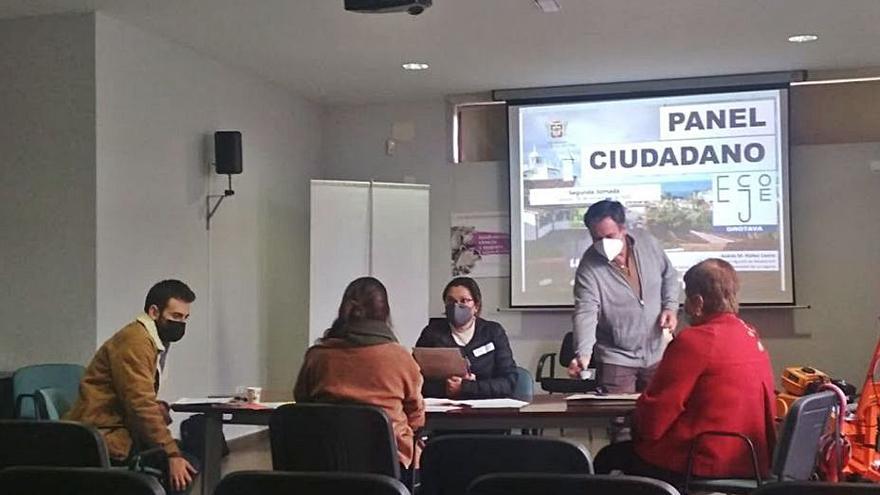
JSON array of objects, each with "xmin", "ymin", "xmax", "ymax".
[
  {"xmin": 258, "ymin": 401, "xmax": 294, "ymax": 409},
  {"xmin": 413, "ymin": 347, "xmax": 470, "ymax": 379},
  {"xmin": 174, "ymin": 397, "xmax": 233, "ymax": 405},
  {"xmin": 424, "ymin": 397, "xmax": 528, "ymax": 409},
  {"xmin": 566, "ymin": 393, "xmax": 641, "ymax": 401},
  {"xmin": 425, "ymin": 405, "xmax": 464, "ymax": 413}
]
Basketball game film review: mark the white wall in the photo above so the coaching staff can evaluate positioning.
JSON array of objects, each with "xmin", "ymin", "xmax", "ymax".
[
  {"xmin": 322, "ymin": 100, "xmax": 880, "ymax": 385},
  {"xmin": 763, "ymin": 142, "xmax": 880, "ymax": 383},
  {"xmin": 0, "ymin": 14, "xmax": 97, "ymax": 371},
  {"xmin": 95, "ymin": 14, "xmax": 321, "ymax": 402}
]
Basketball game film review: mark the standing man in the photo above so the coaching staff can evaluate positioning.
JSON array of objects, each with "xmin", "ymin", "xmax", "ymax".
[
  {"xmin": 66, "ymin": 279, "xmax": 198, "ymax": 494},
  {"xmin": 568, "ymin": 200, "xmax": 680, "ymax": 395}
]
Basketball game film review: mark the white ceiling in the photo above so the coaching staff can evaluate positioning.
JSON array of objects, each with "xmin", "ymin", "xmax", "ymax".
[{"xmin": 2, "ymin": 0, "xmax": 880, "ymax": 105}]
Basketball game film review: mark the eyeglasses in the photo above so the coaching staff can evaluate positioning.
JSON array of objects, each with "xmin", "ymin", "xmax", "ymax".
[{"xmin": 445, "ymin": 297, "xmax": 474, "ymax": 305}]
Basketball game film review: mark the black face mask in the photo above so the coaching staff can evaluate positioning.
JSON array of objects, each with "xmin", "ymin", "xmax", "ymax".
[{"xmin": 156, "ymin": 319, "xmax": 186, "ymax": 343}]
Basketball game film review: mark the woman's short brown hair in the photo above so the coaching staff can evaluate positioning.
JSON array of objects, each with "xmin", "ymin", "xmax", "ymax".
[{"xmin": 683, "ymin": 258, "xmax": 740, "ymax": 314}]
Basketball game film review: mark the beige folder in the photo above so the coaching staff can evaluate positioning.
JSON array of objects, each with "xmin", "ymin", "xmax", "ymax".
[{"xmin": 413, "ymin": 347, "xmax": 469, "ymax": 379}]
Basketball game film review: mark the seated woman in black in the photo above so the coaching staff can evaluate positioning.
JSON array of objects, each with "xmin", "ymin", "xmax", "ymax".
[{"xmin": 415, "ymin": 277, "xmax": 518, "ymax": 399}]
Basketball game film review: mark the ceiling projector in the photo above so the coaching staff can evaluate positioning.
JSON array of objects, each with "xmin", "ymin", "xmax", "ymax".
[{"xmin": 344, "ymin": 0, "xmax": 432, "ymax": 15}]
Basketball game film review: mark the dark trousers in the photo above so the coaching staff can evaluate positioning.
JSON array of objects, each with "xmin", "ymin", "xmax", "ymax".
[
  {"xmin": 594, "ymin": 441, "xmax": 686, "ymax": 492},
  {"xmin": 595, "ymin": 362, "xmax": 658, "ymax": 394},
  {"xmin": 595, "ymin": 362, "xmax": 658, "ymax": 443}
]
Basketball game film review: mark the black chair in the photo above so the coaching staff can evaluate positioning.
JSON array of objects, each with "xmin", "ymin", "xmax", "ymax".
[
  {"xmin": 0, "ymin": 420, "xmax": 110, "ymax": 469},
  {"xmin": 685, "ymin": 391, "xmax": 839, "ymax": 494},
  {"xmin": 215, "ymin": 471, "xmax": 408, "ymax": 495},
  {"xmin": 536, "ymin": 331, "xmax": 597, "ymax": 393},
  {"xmin": 751, "ymin": 481, "xmax": 880, "ymax": 494},
  {"xmin": 419, "ymin": 434, "xmax": 593, "ymax": 495},
  {"xmin": 467, "ymin": 473, "xmax": 680, "ymax": 495},
  {"xmin": 269, "ymin": 403, "xmax": 400, "ymax": 478},
  {"xmin": 0, "ymin": 466, "xmax": 164, "ymax": 495}
]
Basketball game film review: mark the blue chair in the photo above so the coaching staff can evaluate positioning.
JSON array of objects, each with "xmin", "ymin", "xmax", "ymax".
[
  {"xmin": 34, "ymin": 387, "xmax": 74, "ymax": 420},
  {"xmin": 0, "ymin": 466, "xmax": 164, "ymax": 495},
  {"xmin": 12, "ymin": 364, "xmax": 84, "ymax": 419},
  {"xmin": 512, "ymin": 366, "xmax": 534, "ymax": 402},
  {"xmin": 215, "ymin": 471, "xmax": 408, "ymax": 495}
]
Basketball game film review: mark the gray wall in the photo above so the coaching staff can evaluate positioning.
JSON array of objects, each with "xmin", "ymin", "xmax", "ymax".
[
  {"xmin": 95, "ymin": 13, "xmax": 321, "ymax": 400},
  {"xmin": 0, "ymin": 14, "xmax": 97, "ymax": 371},
  {"xmin": 322, "ymin": 100, "xmax": 880, "ymax": 384}
]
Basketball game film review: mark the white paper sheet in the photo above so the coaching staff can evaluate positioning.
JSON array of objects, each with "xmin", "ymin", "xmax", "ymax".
[
  {"xmin": 425, "ymin": 405, "xmax": 464, "ymax": 413},
  {"xmin": 424, "ymin": 397, "xmax": 528, "ymax": 409}
]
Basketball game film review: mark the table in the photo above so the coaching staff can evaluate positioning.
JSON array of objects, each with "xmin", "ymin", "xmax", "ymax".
[{"xmin": 171, "ymin": 395, "xmax": 635, "ymax": 495}]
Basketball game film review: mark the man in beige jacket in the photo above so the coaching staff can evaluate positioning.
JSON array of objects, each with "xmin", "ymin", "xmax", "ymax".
[{"xmin": 66, "ymin": 280, "xmax": 198, "ymax": 493}]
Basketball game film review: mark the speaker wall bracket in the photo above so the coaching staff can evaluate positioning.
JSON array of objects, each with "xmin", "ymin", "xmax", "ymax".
[{"xmin": 206, "ymin": 173, "xmax": 235, "ymax": 230}]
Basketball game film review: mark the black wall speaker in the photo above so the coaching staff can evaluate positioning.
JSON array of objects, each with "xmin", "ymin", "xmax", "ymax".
[{"xmin": 214, "ymin": 131, "xmax": 242, "ymax": 175}]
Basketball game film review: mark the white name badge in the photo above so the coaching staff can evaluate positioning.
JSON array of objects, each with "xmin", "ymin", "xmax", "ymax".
[{"xmin": 473, "ymin": 342, "xmax": 495, "ymax": 358}]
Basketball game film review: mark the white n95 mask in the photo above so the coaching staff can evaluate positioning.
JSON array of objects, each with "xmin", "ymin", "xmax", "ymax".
[{"xmin": 595, "ymin": 238, "xmax": 624, "ymax": 262}]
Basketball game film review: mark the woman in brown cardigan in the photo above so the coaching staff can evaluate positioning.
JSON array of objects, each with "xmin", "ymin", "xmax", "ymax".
[{"xmin": 294, "ymin": 276, "xmax": 426, "ymax": 475}]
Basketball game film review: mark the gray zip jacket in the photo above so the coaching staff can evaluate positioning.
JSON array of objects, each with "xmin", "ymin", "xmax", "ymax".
[{"xmin": 572, "ymin": 229, "xmax": 680, "ymax": 368}]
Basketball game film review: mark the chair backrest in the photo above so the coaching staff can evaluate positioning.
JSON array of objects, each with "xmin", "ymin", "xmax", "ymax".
[
  {"xmin": 269, "ymin": 403, "xmax": 400, "ymax": 478},
  {"xmin": 559, "ymin": 332, "xmax": 575, "ymax": 366},
  {"xmin": 512, "ymin": 366, "xmax": 534, "ymax": 402},
  {"xmin": 216, "ymin": 470, "xmax": 408, "ymax": 495},
  {"xmin": 468, "ymin": 473, "xmax": 680, "ymax": 495},
  {"xmin": 12, "ymin": 364, "xmax": 84, "ymax": 419},
  {"xmin": 0, "ymin": 466, "xmax": 164, "ymax": 495},
  {"xmin": 34, "ymin": 387, "xmax": 73, "ymax": 420},
  {"xmin": 752, "ymin": 481, "xmax": 880, "ymax": 495},
  {"xmin": 772, "ymin": 390, "xmax": 837, "ymax": 480},
  {"xmin": 0, "ymin": 420, "xmax": 111, "ymax": 469},
  {"xmin": 420, "ymin": 434, "xmax": 593, "ymax": 495}
]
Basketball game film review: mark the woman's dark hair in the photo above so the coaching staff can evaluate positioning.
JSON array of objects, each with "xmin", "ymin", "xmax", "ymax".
[
  {"xmin": 583, "ymin": 200, "xmax": 626, "ymax": 231},
  {"xmin": 684, "ymin": 258, "xmax": 740, "ymax": 314},
  {"xmin": 144, "ymin": 279, "xmax": 196, "ymax": 312},
  {"xmin": 442, "ymin": 277, "xmax": 482, "ymax": 313},
  {"xmin": 330, "ymin": 276, "xmax": 391, "ymax": 330}
]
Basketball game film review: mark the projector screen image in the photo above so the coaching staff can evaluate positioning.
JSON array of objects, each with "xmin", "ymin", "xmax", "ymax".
[{"xmin": 508, "ymin": 88, "xmax": 793, "ymax": 307}]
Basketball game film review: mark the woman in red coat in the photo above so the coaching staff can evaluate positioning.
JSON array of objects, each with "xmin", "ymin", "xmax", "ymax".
[{"xmin": 595, "ymin": 258, "xmax": 777, "ymax": 488}]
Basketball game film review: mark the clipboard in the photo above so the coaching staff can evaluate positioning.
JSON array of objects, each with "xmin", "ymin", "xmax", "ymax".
[{"xmin": 413, "ymin": 347, "xmax": 470, "ymax": 379}]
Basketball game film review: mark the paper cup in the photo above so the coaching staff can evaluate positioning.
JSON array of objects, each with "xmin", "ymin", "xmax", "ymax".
[{"xmin": 245, "ymin": 386, "xmax": 262, "ymax": 403}]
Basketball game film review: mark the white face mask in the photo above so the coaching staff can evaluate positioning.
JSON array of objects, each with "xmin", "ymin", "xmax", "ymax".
[{"xmin": 594, "ymin": 237, "xmax": 624, "ymax": 262}]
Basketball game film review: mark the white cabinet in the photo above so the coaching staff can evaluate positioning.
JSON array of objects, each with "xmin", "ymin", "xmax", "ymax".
[{"xmin": 309, "ymin": 180, "xmax": 430, "ymax": 348}]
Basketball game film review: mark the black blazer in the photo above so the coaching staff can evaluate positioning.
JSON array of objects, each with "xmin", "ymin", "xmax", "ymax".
[{"xmin": 415, "ymin": 317, "xmax": 518, "ymax": 399}]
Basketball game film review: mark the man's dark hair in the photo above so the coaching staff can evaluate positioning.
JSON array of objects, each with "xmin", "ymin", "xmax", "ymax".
[
  {"xmin": 583, "ymin": 200, "xmax": 626, "ymax": 230},
  {"xmin": 144, "ymin": 280, "xmax": 196, "ymax": 312},
  {"xmin": 442, "ymin": 277, "xmax": 483, "ymax": 313}
]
